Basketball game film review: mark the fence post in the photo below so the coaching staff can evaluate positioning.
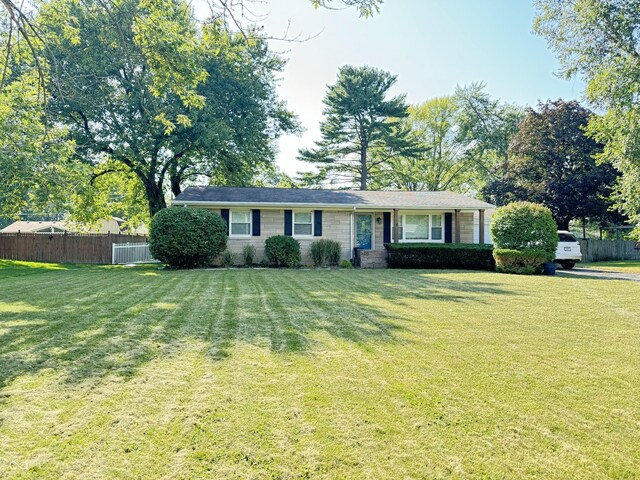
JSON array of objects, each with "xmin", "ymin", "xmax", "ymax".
[
  {"xmin": 581, "ymin": 239, "xmax": 589, "ymax": 263},
  {"xmin": 112, "ymin": 242, "xmax": 116, "ymax": 265}
]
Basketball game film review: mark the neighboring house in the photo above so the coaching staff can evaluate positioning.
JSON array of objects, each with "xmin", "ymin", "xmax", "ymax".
[
  {"xmin": 0, "ymin": 217, "xmax": 147, "ymax": 235},
  {"xmin": 173, "ymin": 186, "xmax": 495, "ymax": 266},
  {"xmin": 0, "ymin": 221, "xmax": 71, "ymax": 234}
]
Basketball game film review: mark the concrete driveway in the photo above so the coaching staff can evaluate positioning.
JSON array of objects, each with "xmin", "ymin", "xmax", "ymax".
[{"xmin": 557, "ymin": 267, "xmax": 640, "ymax": 282}]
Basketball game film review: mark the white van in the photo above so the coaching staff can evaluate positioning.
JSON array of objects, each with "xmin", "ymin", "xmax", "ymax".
[{"xmin": 555, "ymin": 231, "xmax": 582, "ymax": 269}]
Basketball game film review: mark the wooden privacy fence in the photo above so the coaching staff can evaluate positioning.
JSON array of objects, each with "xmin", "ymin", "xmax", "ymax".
[
  {"xmin": 579, "ymin": 239, "xmax": 640, "ymax": 263},
  {"xmin": 0, "ymin": 233, "xmax": 148, "ymax": 264}
]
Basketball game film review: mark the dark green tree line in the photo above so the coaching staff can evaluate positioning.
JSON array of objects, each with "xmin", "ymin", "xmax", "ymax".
[
  {"xmin": 534, "ymin": 0, "xmax": 640, "ymax": 237},
  {"xmin": 490, "ymin": 100, "xmax": 620, "ymax": 229}
]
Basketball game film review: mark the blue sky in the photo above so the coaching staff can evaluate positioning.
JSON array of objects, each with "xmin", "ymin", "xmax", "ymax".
[{"xmin": 203, "ymin": 1, "xmax": 585, "ymax": 175}]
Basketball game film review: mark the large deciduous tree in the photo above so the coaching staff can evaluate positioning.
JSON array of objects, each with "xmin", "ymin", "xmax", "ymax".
[
  {"xmin": 534, "ymin": 0, "xmax": 640, "ymax": 236},
  {"xmin": 298, "ymin": 65, "xmax": 414, "ymax": 190},
  {"xmin": 2, "ymin": 0, "xmax": 378, "ymax": 220},
  {"xmin": 454, "ymin": 83, "xmax": 524, "ymax": 203},
  {"xmin": 39, "ymin": 0, "xmax": 296, "ymax": 217},
  {"xmin": 495, "ymin": 100, "xmax": 619, "ymax": 230},
  {"xmin": 381, "ymin": 97, "xmax": 473, "ymax": 192},
  {"xmin": 0, "ymin": 66, "xmax": 76, "ymax": 218}
]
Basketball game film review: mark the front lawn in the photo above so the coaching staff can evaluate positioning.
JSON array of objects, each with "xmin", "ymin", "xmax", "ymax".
[
  {"xmin": 1, "ymin": 262, "xmax": 639, "ymax": 478},
  {"xmin": 579, "ymin": 260, "xmax": 640, "ymax": 273}
]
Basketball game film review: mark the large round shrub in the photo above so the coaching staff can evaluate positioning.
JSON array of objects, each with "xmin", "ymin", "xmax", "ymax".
[
  {"xmin": 149, "ymin": 207, "xmax": 227, "ymax": 268},
  {"xmin": 491, "ymin": 202, "xmax": 558, "ymax": 261},
  {"xmin": 264, "ymin": 235, "xmax": 301, "ymax": 268}
]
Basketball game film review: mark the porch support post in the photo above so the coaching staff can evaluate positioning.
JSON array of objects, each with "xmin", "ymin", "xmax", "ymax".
[
  {"xmin": 454, "ymin": 209, "xmax": 461, "ymax": 244},
  {"xmin": 478, "ymin": 209, "xmax": 485, "ymax": 245},
  {"xmin": 393, "ymin": 208, "xmax": 399, "ymax": 243}
]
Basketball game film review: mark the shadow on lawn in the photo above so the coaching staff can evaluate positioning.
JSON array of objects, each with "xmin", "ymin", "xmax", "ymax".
[
  {"xmin": 556, "ymin": 269, "xmax": 640, "ymax": 282},
  {"xmin": 0, "ymin": 268, "xmax": 513, "ymax": 389},
  {"xmin": 0, "ymin": 259, "xmax": 71, "ymax": 281}
]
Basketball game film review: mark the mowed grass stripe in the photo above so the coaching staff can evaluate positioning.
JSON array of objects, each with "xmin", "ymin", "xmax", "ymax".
[{"xmin": 0, "ymin": 263, "xmax": 639, "ymax": 478}]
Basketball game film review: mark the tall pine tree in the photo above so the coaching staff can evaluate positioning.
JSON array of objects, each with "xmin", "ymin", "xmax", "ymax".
[{"xmin": 298, "ymin": 65, "xmax": 415, "ymax": 190}]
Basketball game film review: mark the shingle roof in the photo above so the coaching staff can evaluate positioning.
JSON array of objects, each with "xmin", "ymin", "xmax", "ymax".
[
  {"xmin": 0, "ymin": 221, "xmax": 70, "ymax": 233},
  {"xmin": 173, "ymin": 186, "xmax": 494, "ymax": 210}
]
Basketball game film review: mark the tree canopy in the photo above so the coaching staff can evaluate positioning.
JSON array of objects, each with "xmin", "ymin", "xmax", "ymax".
[
  {"xmin": 0, "ymin": 61, "xmax": 76, "ymax": 218},
  {"xmin": 31, "ymin": 0, "xmax": 296, "ymax": 218},
  {"xmin": 534, "ymin": 0, "xmax": 640, "ymax": 236},
  {"xmin": 454, "ymin": 83, "xmax": 524, "ymax": 203},
  {"xmin": 310, "ymin": 0, "xmax": 383, "ymax": 17},
  {"xmin": 381, "ymin": 97, "xmax": 473, "ymax": 192},
  {"xmin": 492, "ymin": 100, "xmax": 619, "ymax": 229},
  {"xmin": 0, "ymin": 0, "xmax": 380, "ymax": 222},
  {"xmin": 298, "ymin": 64, "xmax": 415, "ymax": 190}
]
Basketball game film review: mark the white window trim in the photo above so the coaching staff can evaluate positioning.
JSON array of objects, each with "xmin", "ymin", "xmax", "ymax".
[
  {"xmin": 430, "ymin": 214, "xmax": 445, "ymax": 242},
  {"xmin": 229, "ymin": 209, "xmax": 252, "ymax": 238},
  {"xmin": 292, "ymin": 210, "xmax": 314, "ymax": 238},
  {"xmin": 398, "ymin": 212, "xmax": 445, "ymax": 243}
]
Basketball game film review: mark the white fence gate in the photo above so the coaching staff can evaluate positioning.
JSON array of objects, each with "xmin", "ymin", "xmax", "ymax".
[{"xmin": 112, "ymin": 242, "xmax": 158, "ymax": 264}]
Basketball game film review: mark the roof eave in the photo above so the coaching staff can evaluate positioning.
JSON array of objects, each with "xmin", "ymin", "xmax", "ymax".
[{"xmin": 171, "ymin": 200, "xmax": 493, "ymax": 211}]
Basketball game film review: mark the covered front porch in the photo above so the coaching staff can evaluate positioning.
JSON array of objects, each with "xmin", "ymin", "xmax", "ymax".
[{"xmin": 352, "ymin": 208, "xmax": 491, "ymax": 268}]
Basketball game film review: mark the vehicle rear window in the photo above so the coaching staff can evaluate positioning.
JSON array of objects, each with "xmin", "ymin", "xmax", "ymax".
[{"xmin": 558, "ymin": 233, "xmax": 578, "ymax": 242}]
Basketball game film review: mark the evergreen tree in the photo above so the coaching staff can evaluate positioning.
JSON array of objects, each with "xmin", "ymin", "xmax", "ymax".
[{"xmin": 298, "ymin": 65, "xmax": 415, "ymax": 190}]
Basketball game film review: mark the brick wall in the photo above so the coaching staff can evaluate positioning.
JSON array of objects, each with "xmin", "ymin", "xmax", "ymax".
[
  {"xmin": 459, "ymin": 212, "xmax": 474, "ymax": 243},
  {"xmin": 203, "ymin": 207, "xmax": 480, "ymax": 265},
  {"xmin": 208, "ymin": 208, "xmax": 352, "ymax": 265}
]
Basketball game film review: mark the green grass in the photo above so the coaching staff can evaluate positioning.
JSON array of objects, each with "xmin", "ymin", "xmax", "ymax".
[
  {"xmin": 580, "ymin": 260, "xmax": 640, "ymax": 273},
  {"xmin": 0, "ymin": 261, "xmax": 639, "ymax": 479}
]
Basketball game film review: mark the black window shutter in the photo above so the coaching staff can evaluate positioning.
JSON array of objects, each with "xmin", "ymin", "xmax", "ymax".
[
  {"xmin": 314, "ymin": 210, "xmax": 322, "ymax": 237},
  {"xmin": 383, "ymin": 212, "xmax": 391, "ymax": 244},
  {"xmin": 252, "ymin": 210, "xmax": 261, "ymax": 237},
  {"xmin": 221, "ymin": 209, "xmax": 230, "ymax": 227},
  {"xmin": 284, "ymin": 210, "xmax": 293, "ymax": 236},
  {"xmin": 444, "ymin": 212, "xmax": 453, "ymax": 243}
]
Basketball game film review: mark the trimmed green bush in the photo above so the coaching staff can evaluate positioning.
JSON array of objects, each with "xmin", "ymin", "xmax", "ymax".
[
  {"xmin": 493, "ymin": 248, "xmax": 548, "ymax": 275},
  {"xmin": 264, "ymin": 235, "xmax": 301, "ymax": 268},
  {"xmin": 491, "ymin": 202, "xmax": 558, "ymax": 261},
  {"xmin": 241, "ymin": 245, "xmax": 256, "ymax": 266},
  {"xmin": 339, "ymin": 259, "xmax": 353, "ymax": 269},
  {"xmin": 310, "ymin": 239, "xmax": 342, "ymax": 267},
  {"xmin": 149, "ymin": 207, "xmax": 227, "ymax": 268},
  {"xmin": 384, "ymin": 243, "xmax": 495, "ymax": 270}
]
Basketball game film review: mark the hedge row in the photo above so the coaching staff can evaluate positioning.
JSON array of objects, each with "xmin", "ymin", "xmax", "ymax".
[
  {"xmin": 384, "ymin": 243, "xmax": 495, "ymax": 270},
  {"xmin": 493, "ymin": 248, "xmax": 548, "ymax": 275}
]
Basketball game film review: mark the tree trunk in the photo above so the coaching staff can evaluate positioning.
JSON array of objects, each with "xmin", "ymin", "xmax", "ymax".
[
  {"xmin": 170, "ymin": 174, "xmax": 182, "ymax": 197},
  {"xmin": 360, "ymin": 144, "xmax": 368, "ymax": 190},
  {"xmin": 145, "ymin": 181, "xmax": 167, "ymax": 218}
]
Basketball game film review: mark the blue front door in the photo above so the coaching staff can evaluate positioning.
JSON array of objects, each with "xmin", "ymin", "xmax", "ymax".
[{"xmin": 356, "ymin": 214, "xmax": 373, "ymax": 249}]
